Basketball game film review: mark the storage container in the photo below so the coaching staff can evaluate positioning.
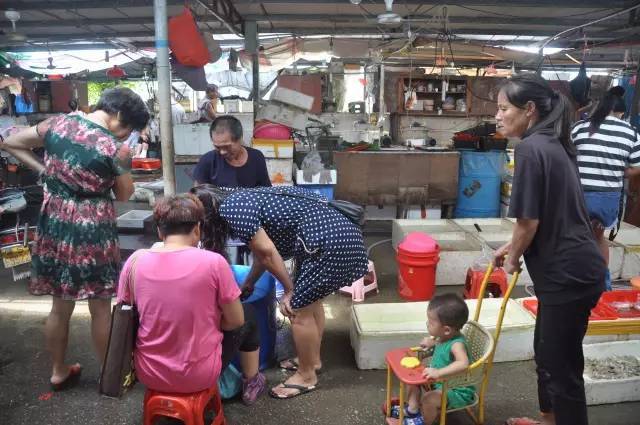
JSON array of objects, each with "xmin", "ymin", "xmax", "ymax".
[
  {"xmin": 583, "ymin": 341, "xmax": 640, "ymax": 405},
  {"xmin": 349, "ymin": 298, "xmax": 536, "ymax": 369},
  {"xmin": 301, "ymin": 184, "xmax": 334, "ymax": 200},
  {"xmin": 454, "ymin": 150, "xmax": 506, "ymax": 218},
  {"xmin": 231, "ymin": 265, "xmax": 276, "ymax": 370},
  {"xmin": 252, "ymin": 138, "xmax": 294, "ymax": 158},
  {"xmin": 396, "ymin": 233, "xmax": 440, "ymax": 301}
]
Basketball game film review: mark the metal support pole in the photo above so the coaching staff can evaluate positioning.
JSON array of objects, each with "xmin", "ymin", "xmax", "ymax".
[
  {"xmin": 630, "ymin": 62, "xmax": 640, "ymax": 129},
  {"xmin": 154, "ymin": 0, "xmax": 176, "ymax": 196},
  {"xmin": 245, "ymin": 21, "xmax": 260, "ymax": 120},
  {"xmin": 379, "ymin": 63, "xmax": 385, "ymax": 115}
]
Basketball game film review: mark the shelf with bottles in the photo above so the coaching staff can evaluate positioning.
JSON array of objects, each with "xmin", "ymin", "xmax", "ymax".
[{"xmin": 398, "ymin": 75, "xmax": 469, "ymax": 114}]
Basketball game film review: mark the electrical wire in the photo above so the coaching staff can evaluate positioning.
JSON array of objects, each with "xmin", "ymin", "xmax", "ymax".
[
  {"xmin": 445, "ymin": 32, "xmax": 497, "ymax": 103},
  {"xmin": 455, "ymin": 5, "xmax": 616, "ymax": 20}
]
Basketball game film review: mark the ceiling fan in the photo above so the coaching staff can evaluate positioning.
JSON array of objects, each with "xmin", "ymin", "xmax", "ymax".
[
  {"xmin": 358, "ymin": 1, "xmax": 449, "ymax": 28},
  {"xmin": 1, "ymin": 9, "xmax": 28, "ymax": 43},
  {"xmin": 30, "ymin": 56, "xmax": 71, "ymax": 70}
]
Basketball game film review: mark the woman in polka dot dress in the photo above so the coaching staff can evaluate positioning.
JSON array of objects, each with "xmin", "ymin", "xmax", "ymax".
[{"xmin": 191, "ymin": 184, "xmax": 368, "ymax": 399}]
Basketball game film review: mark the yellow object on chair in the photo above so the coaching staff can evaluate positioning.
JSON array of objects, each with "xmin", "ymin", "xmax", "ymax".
[{"xmin": 400, "ymin": 357, "xmax": 421, "ymax": 369}]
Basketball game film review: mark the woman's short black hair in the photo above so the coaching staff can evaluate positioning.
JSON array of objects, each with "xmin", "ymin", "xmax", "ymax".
[
  {"xmin": 210, "ymin": 115, "xmax": 243, "ymax": 142},
  {"xmin": 95, "ymin": 87, "xmax": 150, "ymax": 131}
]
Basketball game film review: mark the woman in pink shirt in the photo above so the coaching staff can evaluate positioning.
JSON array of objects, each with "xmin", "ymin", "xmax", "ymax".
[{"xmin": 116, "ymin": 194, "xmax": 266, "ymax": 404}]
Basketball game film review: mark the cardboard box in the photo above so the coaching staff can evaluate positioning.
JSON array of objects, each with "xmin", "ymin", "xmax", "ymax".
[
  {"xmin": 253, "ymin": 138, "xmax": 294, "ymax": 158},
  {"xmin": 256, "ymin": 104, "xmax": 308, "ymax": 130},
  {"xmin": 266, "ymin": 158, "xmax": 293, "ymax": 184},
  {"xmin": 271, "ymin": 86, "xmax": 315, "ymax": 111},
  {"xmin": 295, "ymin": 169, "xmax": 337, "ymax": 185}
]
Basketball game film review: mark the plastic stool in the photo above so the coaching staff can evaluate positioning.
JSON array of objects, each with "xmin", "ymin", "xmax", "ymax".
[
  {"xmin": 143, "ymin": 384, "xmax": 226, "ymax": 425},
  {"xmin": 463, "ymin": 266, "xmax": 508, "ymax": 299},
  {"xmin": 339, "ymin": 260, "xmax": 378, "ymax": 302}
]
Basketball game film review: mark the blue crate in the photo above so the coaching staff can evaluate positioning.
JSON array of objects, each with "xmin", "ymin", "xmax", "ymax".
[{"xmin": 301, "ymin": 184, "xmax": 335, "ymax": 200}]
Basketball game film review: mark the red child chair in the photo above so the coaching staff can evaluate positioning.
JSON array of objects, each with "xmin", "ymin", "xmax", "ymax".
[{"xmin": 143, "ymin": 384, "xmax": 226, "ymax": 425}]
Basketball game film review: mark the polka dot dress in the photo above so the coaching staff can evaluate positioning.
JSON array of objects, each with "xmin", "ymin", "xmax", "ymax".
[{"xmin": 219, "ymin": 186, "xmax": 368, "ymax": 309}]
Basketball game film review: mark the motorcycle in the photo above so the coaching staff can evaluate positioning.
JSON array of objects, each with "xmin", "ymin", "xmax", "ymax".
[{"xmin": 0, "ymin": 186, "xmax": 42, "ymax": 281}]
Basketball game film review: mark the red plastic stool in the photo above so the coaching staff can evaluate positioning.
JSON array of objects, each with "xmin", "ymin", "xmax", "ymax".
[
  {"xmin": 464, "ymin": 266, "xmax": 508, "ymax": 299},
  {"xmin": 143, "ymin": 385, "xmax": 226, "ymax": 425}
]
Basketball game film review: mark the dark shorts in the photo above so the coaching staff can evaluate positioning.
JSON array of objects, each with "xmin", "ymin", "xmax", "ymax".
[{"xmin": 584, "ymin": 191, "xmax": 621, "ymax": 229}]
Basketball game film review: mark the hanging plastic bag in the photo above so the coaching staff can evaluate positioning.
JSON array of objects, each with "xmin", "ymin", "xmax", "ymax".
[
  {"xmin": 168, "ymin": 7, "xmax": 210, "ymax": 67},
  {"xmin": 300, "ymin": 150, "xmax": 324, "ymax": 182},
  {"xmin": 217, "ymin": 364, "xmax": 242, "ymax": 399}
]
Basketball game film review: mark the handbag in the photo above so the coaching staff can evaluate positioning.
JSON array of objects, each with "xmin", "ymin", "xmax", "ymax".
[
  {"xmin": 99, "ymin": 251, "xmax": 144, "ymax": 398},
  {"xmin": 250, "ymin": 188, "xmax": 365, "ymax": 227}
]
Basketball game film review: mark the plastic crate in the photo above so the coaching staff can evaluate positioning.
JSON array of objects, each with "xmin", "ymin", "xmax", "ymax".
[
  {"xmin": 522, "ymin": 299, "xmax": 619, "ymax": 321},
  {"xmin": 600, "ymin": 290, "xmax": 640, "ymax": 319},
  {"xmin": 301, "ymin": 184, "xmax": 334, "ymax": 200}
]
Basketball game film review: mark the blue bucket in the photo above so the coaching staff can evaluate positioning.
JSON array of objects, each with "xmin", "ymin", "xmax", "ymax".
[
  {"xmin": 454, "ymin": 150, "xmax": 506, "ymax": 218},
  {"xmin": 231, "ymin": 265, "xmax": 276, "ymax": 370}
]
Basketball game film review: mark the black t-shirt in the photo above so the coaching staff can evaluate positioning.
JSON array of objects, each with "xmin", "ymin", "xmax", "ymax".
[
  {"xmin": 508, "ymin": 131, "xmax": 605, "ymax": 304},
  {"xmin": 193, "ymin": 147, "xmax": 272, "ymax": 188}
]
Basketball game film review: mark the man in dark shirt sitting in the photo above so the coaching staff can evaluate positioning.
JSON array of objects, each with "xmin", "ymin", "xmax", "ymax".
[{"xmin": 193, "ymin": 115, "xmax": 271, "ymax": 188}]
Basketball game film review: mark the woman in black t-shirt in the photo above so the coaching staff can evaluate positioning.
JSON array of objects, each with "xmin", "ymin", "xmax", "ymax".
[{"xmin": 493, "ymin": 74, "xmax": 605, "ymax": 425}]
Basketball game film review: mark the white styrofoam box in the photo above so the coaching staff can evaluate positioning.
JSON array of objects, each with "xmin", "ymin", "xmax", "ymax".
[
  {"xmin": 295, "ymin": 169, "xmax": 337, "ymax": 185},
  {"xmin": 266, "ymin": 158, "xmax": 293, "ymax": 184},
  {"xmin": 621, "ymin": 249, "xmax": 640, "ymax": 279},
  {"xmin": 173, "ymin": 124, "xmax": 211, "ymax": 155},
  {"xmin": 241, "ymin": 101, "xmax": 254, "ymax": 113},
  {"xmin": 365, "ymin": 205, "xmax": 397, "ymax": 221},
  {"xmin": 223, "ymin": 99, "xmax": 241, "ymax": 113},
  {"xmin": 117, "ymin": 210, "xmax": 153, "ymax": 229},
  {"xmin": 253, "ymin": 139, "xmax": 294, "ymax": 159},
  {"xmin": 610, "ymin": 222, "xmax": 640, "ymax": 246},
  {"xmin": 453, "ymin": 218, "xmax": 514, "ymax": 234},
  {"xmin": 432, "ymin": 232, "xmax": 485, "ymax": 286},
  {"xmin": 256, "ymin": 104, "xmax": 308, "ymax": 130},
  {"xmin": 350, "ymin": 298, "xmax": 536, "ymax": 369},
  {"xmin": 471, "ymin": 231, "xmax": 532, "ymax": 285},
  {"xmin": 271, "ymin": 86, "xmax": 314, "ymax": 111},
  {"xmin": 403, "ymin": 205, "xmax": 442, "ymax": 220},
  {"xmin": 391, "ymin": 219, "xmax": 460, "ymax": 250},
  {"xmin": 583, "ymin": 341, "xmax": 640, "ymax": 405}
]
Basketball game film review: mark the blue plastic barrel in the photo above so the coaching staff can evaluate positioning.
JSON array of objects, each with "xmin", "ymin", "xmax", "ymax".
[
  {"xmin": 301, "ymin": 184, "xmax": 335, "ymax": 200},
  {"xmin": 454, "ymin": 150, "xmax": 505, "ymax": 218},
  {"xmin": 231, "ymin": 265, "xmax": 276, "ymax": 370}
]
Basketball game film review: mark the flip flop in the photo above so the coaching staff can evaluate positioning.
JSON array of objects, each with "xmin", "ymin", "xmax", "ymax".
[
  {"xmin": 279, "ymin": 358, "xmax": 323, "ymax": 375},
  {"xmin": 269, "ymin": 382, "xmax": 319, "ymax": 400},
  {"xmin": 50, "ymin": 364, "xmax": 82, "ymax": 391}
]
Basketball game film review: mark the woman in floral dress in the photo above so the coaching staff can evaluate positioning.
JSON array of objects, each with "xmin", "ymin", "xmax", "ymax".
[{"xmin": 0, "ymin": 88, "xmax": 149, "ymax": 390}]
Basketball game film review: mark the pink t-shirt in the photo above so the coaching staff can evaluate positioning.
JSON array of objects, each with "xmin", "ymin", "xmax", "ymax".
[{"xmin": 117, "ymin": 247, "xmax": 240, "ymax": 393}]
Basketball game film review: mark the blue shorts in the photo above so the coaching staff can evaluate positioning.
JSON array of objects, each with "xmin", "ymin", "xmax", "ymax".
[{"xmin": 584, "ymin": 191, "xmax": 621, "ymax": 230}]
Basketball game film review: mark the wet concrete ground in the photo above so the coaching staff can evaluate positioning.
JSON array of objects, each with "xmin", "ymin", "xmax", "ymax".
[{"xmin": 1, "ymin": 230, "xmax": 638, "ymax": 425}]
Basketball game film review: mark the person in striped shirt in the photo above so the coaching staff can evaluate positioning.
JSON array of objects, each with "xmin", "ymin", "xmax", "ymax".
[{"xmin": 571, "ymin": 86, "xmax": 640, "ymax": 290}]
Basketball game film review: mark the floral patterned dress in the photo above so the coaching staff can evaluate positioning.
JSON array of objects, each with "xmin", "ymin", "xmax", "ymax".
[{"xmin": 29, "ymin": 114, "xmax": 127, "ymax": 300}]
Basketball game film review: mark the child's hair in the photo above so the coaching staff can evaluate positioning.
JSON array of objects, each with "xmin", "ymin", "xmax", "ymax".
[{"xmin": 428, "ymin": 293, "xmax": 469, "ymax": 330}]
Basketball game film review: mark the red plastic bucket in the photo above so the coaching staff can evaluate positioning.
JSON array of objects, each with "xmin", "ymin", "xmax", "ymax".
[
  {"xmin": 253, "ymin": 121, "xmax": 291, "ymax": 140},
  {"xmin": 396, "ymin": 233, "xmax": 440, "ymax": 301}
]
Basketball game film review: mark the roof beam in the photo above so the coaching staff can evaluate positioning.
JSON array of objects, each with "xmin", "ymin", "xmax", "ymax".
[
  {"xmin": 233, "ymin": 0, "xmax": 635, "ymax": 7},
  {"xmin": 2, "ymin": 0, "xmax": 183, "ymax": 10},
  {"xmin": 243, "ymin": 14, "xmax": 624, "ymax": 28},
  {"xmin": 4, "ymin": 42, "xmax": 156, "ymax": 52},
  {"xmin": 193, "ymin": 0, "xmax": 244, "ymax": 36}
]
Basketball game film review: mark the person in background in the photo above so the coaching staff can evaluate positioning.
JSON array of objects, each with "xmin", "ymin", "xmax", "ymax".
[
  {"xmin": 390, "ymin": 294, "xmax": 474, "ymax": 425},
  {"xmin": 14, "ymin": 84, "xmax": 33, "ymax": 114},
  {"xmin": 571, "ymin": 86, "xmax": 640, "ymax": 290},
  {"xmin": 493, "ymin": 74, "xmax": 605, "ymax": 425},
  {"xmin": 171, "ymin": 93, "xmax": 187, "ymax": 125},
  {"xmin": 119, "ymin": 194, "xmax": 266, "ymax": 404},
  {"xmin": 191, "ymin": 185, "xmax": 368, "ymax": 400},
  {"xmin": 0, "ymin": 87, "xmax": 148, "ymax": 390},
  {"xmin": 193, "ymin": 115, "xmax": 271, "ymax": 188},
  {"xmin": 198, "ymin": 84, "xmax": 219, "ymax": 122}
]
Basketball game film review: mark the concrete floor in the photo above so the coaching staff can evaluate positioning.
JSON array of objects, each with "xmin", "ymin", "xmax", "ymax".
[{"xmin": 0, "ymin": 229, "xmax": 638, "ymax": 425}]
